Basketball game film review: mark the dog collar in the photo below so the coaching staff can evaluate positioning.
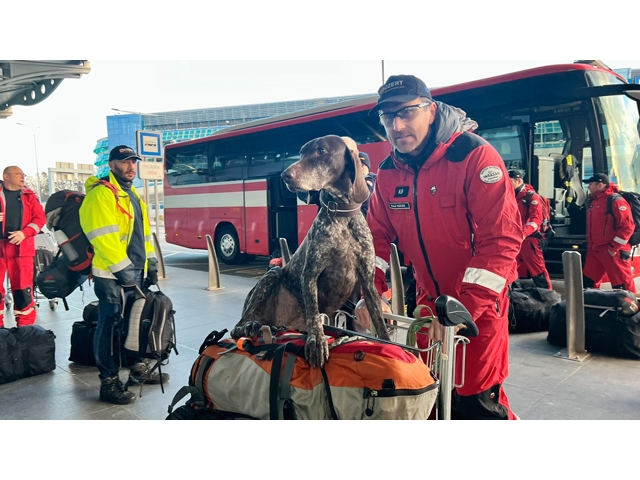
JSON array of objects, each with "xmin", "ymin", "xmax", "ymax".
[{"xmin": 319, "ymin": 191, "xmax": 362, "ymax": 218}]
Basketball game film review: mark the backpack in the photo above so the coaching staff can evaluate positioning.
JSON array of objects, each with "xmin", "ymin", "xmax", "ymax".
[
  {"xmin": 524, "ymin": 190, "xmax": 555, "ymax": 237},
  {"xmin": 35, "ymin": 253, "xmax": 89, "ymax": 310},
  {"xmin": 44, "ymin": 181, "xmax": 121, "ymax": 275},
  {"xmin": 607, "ymin": 191, "xmax": 640, "ymax": 246},
  {"xmin": 123, "ymin": 286, "xmax": 178, "ymax": 391}
]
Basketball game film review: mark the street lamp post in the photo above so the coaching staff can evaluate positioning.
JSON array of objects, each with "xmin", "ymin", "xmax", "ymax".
[{"xmin": 16, "ymin": 123, "xmax": 42, "ymax": 199}]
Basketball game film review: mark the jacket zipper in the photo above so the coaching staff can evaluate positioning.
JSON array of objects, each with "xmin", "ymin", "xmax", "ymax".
[
  {"xmin": 412, "ymin": 168, "xmax": 440, "ymax": 297},
  {"xmin": 364, "ymin": 382, "xmax": 438, "ymax": 399}
]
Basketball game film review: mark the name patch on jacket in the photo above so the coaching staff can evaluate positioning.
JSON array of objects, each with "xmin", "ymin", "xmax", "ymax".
[
  {"xmin": 394, "ymin": 186, "xmax": 410, "ymax": 197},
  {"xmin": 389, "ymin": 202, "xmax": 411, "ymax": 210},
  {"xmin": 480, "ymin": 166, "xmax": 503, "ymax": 184}
]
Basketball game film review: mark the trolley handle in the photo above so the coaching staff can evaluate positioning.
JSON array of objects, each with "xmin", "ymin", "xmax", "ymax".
[{"xmin": 434, "ymin": 295, "xmax": 479, "ymax": 337}]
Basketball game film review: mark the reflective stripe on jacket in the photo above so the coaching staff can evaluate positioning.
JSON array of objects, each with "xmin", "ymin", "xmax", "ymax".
[
  {"xmin": 0, "ymin": 183, "xmax": 45, "ymax": 256},
  {"xmin": 79, "ymin": 171, "xmax": 155, "ymax": 280}
]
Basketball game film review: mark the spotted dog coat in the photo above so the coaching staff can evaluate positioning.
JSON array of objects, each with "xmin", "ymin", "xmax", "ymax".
[{"xmin": 231, "ymin": 135, "xmax": 390, "ymax": 367}]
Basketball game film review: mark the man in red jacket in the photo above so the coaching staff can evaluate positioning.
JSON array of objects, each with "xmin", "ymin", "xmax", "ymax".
[
  {"xmin": 355, "ymin": 75, "xmax": 523, "ymax": 420},
  {"xmin": 583, "ymin": 173, "xmax": 636, "ymax": 292},
  {"xmin": 508, "ymin": 169, "xmax": 552, "ymax": 289},
  {"xmin": 0, "ymin": 166, "xmax": 46, "ymax": 327}
]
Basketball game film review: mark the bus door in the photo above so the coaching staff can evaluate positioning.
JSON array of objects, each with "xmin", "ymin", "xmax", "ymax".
[
  {"xmin": 528, "ymin": 109, "xmax": 592, "ymax": 272},
  {"xmin": 267, "ymin": 175, "xmax": 299, "ymax": 255}
]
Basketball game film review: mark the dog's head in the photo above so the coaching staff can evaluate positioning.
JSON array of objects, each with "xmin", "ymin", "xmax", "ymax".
[{"xmin": 281, "ymin": 135, "xmax": 370, "ymax": 204}]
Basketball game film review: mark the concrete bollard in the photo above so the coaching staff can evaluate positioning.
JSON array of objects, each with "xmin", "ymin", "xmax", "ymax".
[
  {"xmin": 555, "ymin": 250, "xmax": 590, "ymax": 362},
  {"xmin": 205, "ymin": 234, "xmax": 224, "ymax": 291},
  {"xmin": 279, "ymin": 238, "xmax": 292, "ymax": 267},
  {"xmin": 151, "ymin": 232, "xmax": 167, "ymax": 280}
]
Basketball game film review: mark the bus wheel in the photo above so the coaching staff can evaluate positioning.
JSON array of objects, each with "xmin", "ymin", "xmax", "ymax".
[{"xmin": 216, "ymin": 225, "xmax": 246, "ymax": 264}]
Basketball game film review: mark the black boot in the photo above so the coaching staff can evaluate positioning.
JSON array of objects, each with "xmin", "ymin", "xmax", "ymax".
[
  {"xmin": 532, "ymin": 273, "xmax": 551, "ymax": 289},
  {"xmin": 128, "ymin": 360, "xmax": 170, "ymax": 385},
  {"xmin": 100, "ymin": 376, "xmax": 136, "ymax": 404}
]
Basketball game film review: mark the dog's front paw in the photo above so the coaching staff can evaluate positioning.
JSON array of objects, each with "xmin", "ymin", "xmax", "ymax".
[
  {"xmin": 230, "ymin": 321, "xmax": 263, "ymax": 339},
  {"xmin": 305, "ymin": 328, "xmax": 329, "ymax": 368}
]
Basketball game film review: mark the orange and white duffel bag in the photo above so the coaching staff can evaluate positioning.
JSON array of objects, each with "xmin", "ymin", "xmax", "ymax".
[{"xmin": 167, "ymin": 325, "xmax": 438, "ymax": 420}]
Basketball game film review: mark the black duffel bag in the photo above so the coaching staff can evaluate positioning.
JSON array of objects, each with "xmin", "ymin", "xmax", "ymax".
[
  {"xmin": 0, "ymin": 325, "xmax": 56, "ymax": 385},
  {"xmin": 547, "ymin": 301, "xmax": 640, "ymax": 359},
  {"xmin": 583, "ymin": 288, "xmax": 638, "ymax": 317},
  {"xmin": 508, "ymin": 287, "xmax": 562, "ymax": 333},
  {"xmin": 69, "ymin": 301, "xmax": 99, "ymax": 366}
]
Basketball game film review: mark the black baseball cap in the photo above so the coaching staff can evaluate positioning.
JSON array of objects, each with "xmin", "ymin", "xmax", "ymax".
[
  {"xmin": 108, "ymin": 145, "xmax": 141, "ymax": 162},
  {"xmin": 583, "ymin": 173, "xmax": 610, "ymax": 184},
  {"xmin": 369, "ymin": 75, "xmax": 433, "ymax": 116},
  {"xmin": 359, "ymin": 152, "xmax": 371, "ymax": 170},
  {"xmin": 507, "ymin": 169, "xmax": 525, "ymax": 180}
]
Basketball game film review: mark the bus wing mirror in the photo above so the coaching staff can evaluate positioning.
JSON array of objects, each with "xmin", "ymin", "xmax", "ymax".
[{"xmin": 624, "ymin": 90, "xmax": 640, "ymax": 102}]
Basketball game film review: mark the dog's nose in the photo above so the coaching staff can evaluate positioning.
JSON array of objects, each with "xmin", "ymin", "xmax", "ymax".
[{"xmin": 281, "ymin": 170, "xmax": 293, "ymax": 183}]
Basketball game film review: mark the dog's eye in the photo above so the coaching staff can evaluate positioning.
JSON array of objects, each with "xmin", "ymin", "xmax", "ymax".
[{"xmin": 317, "ymin": 147, "xmax": 326, "ymax": 155}]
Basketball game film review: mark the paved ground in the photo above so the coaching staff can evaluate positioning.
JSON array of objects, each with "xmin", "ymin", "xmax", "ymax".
[{"xmin": 1, "ymin": 233, "xmax": 640, "ymax": 420}]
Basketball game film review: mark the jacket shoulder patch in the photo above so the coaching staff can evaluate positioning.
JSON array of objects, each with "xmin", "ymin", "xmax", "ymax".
[{"xmin": 480, "ymin": 166, "xmax": 503, "ymax": 184}]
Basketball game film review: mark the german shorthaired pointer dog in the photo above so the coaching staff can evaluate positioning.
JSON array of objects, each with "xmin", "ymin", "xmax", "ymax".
[{"xmin": 231, "ymin": 135, "xmax": 390, "ymax": 368}]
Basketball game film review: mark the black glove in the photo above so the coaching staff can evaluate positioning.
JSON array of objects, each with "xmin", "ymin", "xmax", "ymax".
[
  {"xmin": 146, "ymin": 269, "xmax": 158, "ymax": 286},
  {"xmin": 146, "ymin": 258, "xmax": 158, "ymax": 286}
]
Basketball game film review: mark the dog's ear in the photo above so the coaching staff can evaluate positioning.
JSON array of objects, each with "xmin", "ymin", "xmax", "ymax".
[{"xmin": 344, "ymin": 144, "xmax": 371, "ymax": 205}]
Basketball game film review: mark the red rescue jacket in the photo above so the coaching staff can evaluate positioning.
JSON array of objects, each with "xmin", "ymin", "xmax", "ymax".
[
  {"xmin": 367, "ymin": 131, "xmax": 522, "ymax": 321},
  {"xmin": 586, "ymin": 183, "xmax": 634, "ymax": 253},
  {"xmin": 0, "ymin": 182, "xmax": 46, "ymax": 256},
  {"xmin": 515, "ymin": 184, "xmax": 543, "ymax": 239}
]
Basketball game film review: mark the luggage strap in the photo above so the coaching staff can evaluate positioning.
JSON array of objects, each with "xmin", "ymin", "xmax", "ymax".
[{"xmin": 167, "ymin": 355, "xmax": 214, "ymax": 415}]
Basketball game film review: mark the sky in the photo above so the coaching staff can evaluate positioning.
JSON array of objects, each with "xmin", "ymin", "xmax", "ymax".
[{"xmin": 2, "ymin": 1, "xmax": 637, "ymax": 180}]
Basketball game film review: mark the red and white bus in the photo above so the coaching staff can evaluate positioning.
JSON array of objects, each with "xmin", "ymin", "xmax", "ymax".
[{"xmin": 163, "ymin": 61, "xmax": 640, "ymax": 274}]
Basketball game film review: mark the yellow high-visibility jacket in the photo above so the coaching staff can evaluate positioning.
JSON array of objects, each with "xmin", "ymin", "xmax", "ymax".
[{"xmin": 79, "ymin": 171, "xmax": 156, "ymax": 280}]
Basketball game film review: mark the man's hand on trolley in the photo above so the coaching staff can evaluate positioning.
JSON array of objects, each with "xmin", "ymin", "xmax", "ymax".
[{"xmin": 354, "ymin": 296, "xmax": 392, "ymax": 333}]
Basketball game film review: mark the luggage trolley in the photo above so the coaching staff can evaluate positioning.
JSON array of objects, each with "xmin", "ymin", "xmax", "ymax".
[
  {"xmin": 33, "ymin": 230, "xmax": 59, "ymax": 311},
  {"xmin": 331, "ymin": 296, "xmax": 478, "ymax": 421}
]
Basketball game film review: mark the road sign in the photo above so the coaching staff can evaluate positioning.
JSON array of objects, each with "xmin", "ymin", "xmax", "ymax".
[
  {"xmin": 138, "ymin": 160, "xmax": 164, "ymax": 180},
  {"xmin": 136, "ymin": 130, "xmax": 163, "ymax": 158}
]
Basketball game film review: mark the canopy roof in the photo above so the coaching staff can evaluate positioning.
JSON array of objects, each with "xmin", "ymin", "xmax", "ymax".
[{"xmin": 0, "ymin": 60, "xmax": 91, "ymax": 119}]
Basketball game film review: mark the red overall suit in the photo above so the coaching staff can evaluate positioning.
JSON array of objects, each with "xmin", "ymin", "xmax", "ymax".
[
  {"xmin": 368, "ymin": 128, "xmax": 523, "ymax": 420},
  {"xmin": 0, "ymin": 183, "xmax": 46, "ymax": 327},
  {"xmin": 514, "ymin": 185, "xmax": 552, "ymax": 289},
  {"xmin": 583, "ymin": 184, "xmax": 636, "ymax": 292}
]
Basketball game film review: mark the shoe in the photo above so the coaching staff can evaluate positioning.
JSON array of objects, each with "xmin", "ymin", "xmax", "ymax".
[
  {"xmin": 128, "ymin": 360, "xmax": 170, "ymax": 385},
  {"xmin": 100, "ymin": 376, "xmax": 136, "ymax": 405}
]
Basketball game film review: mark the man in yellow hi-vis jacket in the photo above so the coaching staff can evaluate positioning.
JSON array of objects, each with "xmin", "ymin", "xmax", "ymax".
[{"xmin": 79, "ymin": 145, "xmax": 166, "ymax": 405}]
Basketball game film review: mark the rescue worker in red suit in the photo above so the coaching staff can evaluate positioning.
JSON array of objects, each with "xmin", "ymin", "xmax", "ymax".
[
  {"xmin": 508, "ymin": 169, "xmax": 552, "ymax": 289},
  {"xmin": 355, "ymin": 75, "xmax": 523, "ymax": 420},
  {"xmin": 582, "ymin": 173, "xmax": 636, "ymax": 292},
  {"xmin": 0, "ymin": 166, "xmax": 46, "ymax": 327}
]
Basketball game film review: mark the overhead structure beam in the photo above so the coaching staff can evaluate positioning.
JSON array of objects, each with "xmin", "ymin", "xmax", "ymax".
[{"xmin": 0, "ymin": 60, "xmax": 91, "ymax": 118}]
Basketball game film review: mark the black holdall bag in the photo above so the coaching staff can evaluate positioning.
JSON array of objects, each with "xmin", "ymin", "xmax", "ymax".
[
  {"xmin": 0, "ymin": 325, "xmax": 56, "ymax": 385},
  {"xmin": 508, "ymin": 287, "xmax": 562, "ymax": 333},
  {"xmin": 547, "ymin": 300, "xmax": 640, "ymax": 359},
  {"xmin": 69, "ymin": 301, "xmax": 99, "ymax": 366},
  {"xmin": 583, "ymin": 288, "xmax": 639, "ymax": 317}
]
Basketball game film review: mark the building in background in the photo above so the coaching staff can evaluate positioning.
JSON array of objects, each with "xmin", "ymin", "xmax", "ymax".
[
  {"xmin": 614, "ymin": 68, "xmax": 640, "ymax": 84},
  {"xmin": 47, "ymin": 161, "xmax": 95, "ymax": 194}
]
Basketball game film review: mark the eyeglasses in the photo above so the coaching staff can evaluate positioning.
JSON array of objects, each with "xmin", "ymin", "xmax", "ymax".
[{"xmin": 378, "ymin": 102, "xmax": 431, "ymax": 128}]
